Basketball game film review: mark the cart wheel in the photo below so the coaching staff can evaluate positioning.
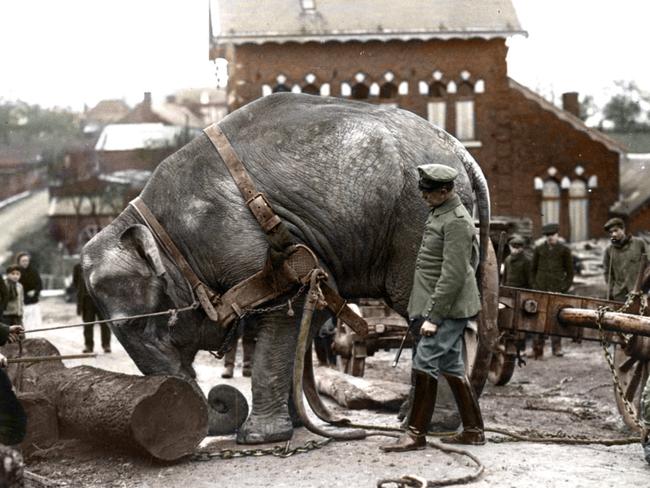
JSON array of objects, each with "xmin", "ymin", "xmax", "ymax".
[
  {"xmin": 488, "ymin": 347, "xmax": 517, "ymax": 386},
  {"xmin": 470, "ymin": 240, "xmax": 500, "ymax": 396},
  {"xmin": 613, "ymin": 339, "xmax": 650, "ymax": 432}
]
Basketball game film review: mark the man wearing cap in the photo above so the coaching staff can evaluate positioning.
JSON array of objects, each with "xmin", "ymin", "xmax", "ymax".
[
  {"xmin": 602, "ymin": 217, "xmax": 649, "ymax": 302},
  {"xmin": 503, "ymin": 235, "xmax": 532, "ymax": 289},
  {"xmin": 381, "ymin": 163, "xmax": 484, "ymax": 452},
  {"xmin": 531, "ymin": 223, "xmax": 573, "ymax": 358}
]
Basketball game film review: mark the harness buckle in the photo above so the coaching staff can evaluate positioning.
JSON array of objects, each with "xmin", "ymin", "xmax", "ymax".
[{"xmin": 246, "ymin": 193, "xmax": 281, "ymax": 233}]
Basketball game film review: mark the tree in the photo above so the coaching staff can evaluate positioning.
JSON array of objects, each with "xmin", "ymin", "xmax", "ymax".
[{"xmin": 601, "ymin": 81, "xmax": 650, "ymax": 131}]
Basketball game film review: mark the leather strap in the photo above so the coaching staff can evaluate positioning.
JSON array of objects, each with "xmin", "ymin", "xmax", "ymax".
[
  {"xmin": 130, "ymin": 197, "xmax": 222, "ymax": 322},
  {"xmin": 321, "ymin": 282, "xmax": 368, "ymax": 336},
  {"xmin": 204, "ymin": 124, "xmax": 281, "ymax": 234}
]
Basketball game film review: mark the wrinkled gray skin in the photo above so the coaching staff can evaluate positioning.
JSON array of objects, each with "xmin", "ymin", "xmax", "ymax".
[{"xmin": 82, "ymin": 93, "xmax": 490, "ymax": 444}]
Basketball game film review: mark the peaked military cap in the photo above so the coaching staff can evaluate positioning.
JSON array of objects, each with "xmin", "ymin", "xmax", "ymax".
[
  {"xmin": 417, "ymin": 164, "xmax": 458, "ymax": 191},
  {"xmin": 541, "ymin": 223, "xmax": 559, "ymax": 236},
  {"xmin": 509, "ymin": 234, "xmax": 526, "ymax": 246},
  {"xmin": 603, "ymin": 217, "xmax": 625, "ymax": 231}
]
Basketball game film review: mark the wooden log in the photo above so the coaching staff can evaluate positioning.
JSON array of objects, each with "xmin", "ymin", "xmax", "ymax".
[
  {"xmin": 15, "ymin": 392, "xmax": 59, "ymax": 455},
  {"xmin": 558, "ymin": 308, "xmax": 650, "ymax": 337},
  {"xmin": 2, "ymin": 339, "xmax": 208, "ymax": 461},
  {"xmin": 314, "ymin": 366, "xmax": 409, "ymax": 410},
  {"xmin": 37, "ymin": 366, "xmax": 208, "ymax": 461}
]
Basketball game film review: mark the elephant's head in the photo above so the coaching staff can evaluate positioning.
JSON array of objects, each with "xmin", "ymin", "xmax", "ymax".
[{"xmin": 81, "ymin": 210, "xmax": 228, "ymax": 381}]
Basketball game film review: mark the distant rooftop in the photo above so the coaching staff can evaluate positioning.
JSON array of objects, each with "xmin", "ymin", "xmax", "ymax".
[
  {"xmin": 606, "ymin": 132, "xmax": 650, "ymax": 154},
  {"xmin": 95, "ymin": 123, "xmax": 188, "ymax": 151},
  {"xmin": 210, "ymin": 0, "xmax": 527, "ymax": 48}
]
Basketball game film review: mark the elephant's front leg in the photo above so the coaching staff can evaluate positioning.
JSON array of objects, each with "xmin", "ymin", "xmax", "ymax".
[{"xmin": 236, "ymin": 309, "xmax": 298, "ymax": 444}]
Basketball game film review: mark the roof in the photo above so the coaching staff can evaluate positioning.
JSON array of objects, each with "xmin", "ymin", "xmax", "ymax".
[
  {"xmin": 210, "ymin": 0, "xmax": 527, "ymax": 46},
  {"xmin": 151, "ymin": 102, "xmax": 205, "ymax": 128},
  {"xmin": 605, "ymin": 132, "xmax": 650, "ymax": 154},
  {"xmin": 508, "ymin": 79, "xmax": 625, "ymax": 154},
  {"xmin": 48, "ymin": 195, "xmax": 123, "ymax": 217},
  {"xmin": 611, "ymin": 154, "xmax": 650, "ymax": 216},
  {"xmin": 85, "ymin": 99, "xmax": 130, "ymax": 124},
  {"xmin": 98, "ymin": 169, "xmax": 152, "ymax": 188},
  {"xmin": 94, "ymin": 123, "xmax": 188, "ymax": 151}
]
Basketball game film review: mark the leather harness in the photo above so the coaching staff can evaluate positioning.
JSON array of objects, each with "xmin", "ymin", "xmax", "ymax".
[{"xmin": 129, "ymin": 123, "xmax": 368, "ymax": 337}]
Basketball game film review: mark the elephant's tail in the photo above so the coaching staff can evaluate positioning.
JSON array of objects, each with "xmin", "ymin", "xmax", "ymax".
[{"xmin": 459, "ymin": 151, "xmax": 491, "ymax": 280}]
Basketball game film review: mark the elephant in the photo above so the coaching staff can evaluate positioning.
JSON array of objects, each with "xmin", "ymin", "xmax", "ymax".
[{"xmin": 81, "ymin": 92, "xmax": 490, "ymax": 444}]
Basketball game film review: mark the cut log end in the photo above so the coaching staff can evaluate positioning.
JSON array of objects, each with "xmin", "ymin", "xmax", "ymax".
[{"xmin": 131, "ymin": 377, "xmax": 208, "ymax": 461}]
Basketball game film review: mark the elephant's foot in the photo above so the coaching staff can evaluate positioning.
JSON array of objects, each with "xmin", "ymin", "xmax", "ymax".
[{"xmin": 236, "ymin": 412, "xmax": 293, "ymax": 444}]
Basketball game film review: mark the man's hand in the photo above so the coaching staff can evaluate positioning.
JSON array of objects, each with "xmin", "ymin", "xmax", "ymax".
[
  {"xmin": 7, "ymin": 325, "xmax": 24, "ymax": 343},
  {"xmin": 0, "ymin": 353, "xmax": 7, "ymax": 368},
  {"xmin": 420, "ymin": 320, "xmax": 438, "ymax": 337}
]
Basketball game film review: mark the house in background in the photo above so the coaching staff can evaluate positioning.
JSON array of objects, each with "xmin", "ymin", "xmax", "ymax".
[
  {"xmin": 608, "ymin": 133, "xmax": 650, "ymax": 234},
  {"xmin": 210, "ymin": 0, "xmax": 625, "ymax": 240},
  {"xmin": 0, "ymin": 149, "xmax": 48, "ymax": 204}
]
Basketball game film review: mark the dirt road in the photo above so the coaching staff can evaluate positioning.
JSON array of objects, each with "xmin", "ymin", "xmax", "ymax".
[
  {"xmin": 20, "ymin": 297, "xmax": 650, "ymax": 487},
  {"xmin": 0, "ymin": 190, "xmax": 49, "ymax": 264}
]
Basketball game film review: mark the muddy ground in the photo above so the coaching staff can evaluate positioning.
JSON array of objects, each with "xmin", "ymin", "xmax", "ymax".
[{"xmin": 16, "ymin": 297, "xmax": 650, "ymax": 487}]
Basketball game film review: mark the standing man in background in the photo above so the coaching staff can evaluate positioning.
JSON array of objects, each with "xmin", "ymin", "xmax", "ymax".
[
  {"xmin": 73, "ymin": 262, "xmax": 111, "ymax": 353},
  {"xmin": 531, "ymin": 223, "xmax": 573, "ymax": 358},
  {"xmin": 16, "ymin": 252, "xmax": 42, "ymax": 329},
  {"xmin": 602, "ymin": 217, "xmax": 649, "ymax": 302}
]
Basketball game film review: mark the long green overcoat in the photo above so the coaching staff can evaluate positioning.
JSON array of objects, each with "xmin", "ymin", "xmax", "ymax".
[
  {"xmin": 407, "ymin": 193, "xmax": 481, "ymax": 323},
  {"xmin": 603, "ymin": 236, "xmax": 648, "ymax": 301}
]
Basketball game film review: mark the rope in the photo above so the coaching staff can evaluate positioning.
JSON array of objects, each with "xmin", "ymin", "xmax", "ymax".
[{"xmin": 21, "ymin": 302, "xmax": 200, "ymax": 334}]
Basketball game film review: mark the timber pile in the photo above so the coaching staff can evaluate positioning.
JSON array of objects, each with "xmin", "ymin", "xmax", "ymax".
[{"xmin": 1, "ymin": 339, "xmax": 208, "ymax": 461}]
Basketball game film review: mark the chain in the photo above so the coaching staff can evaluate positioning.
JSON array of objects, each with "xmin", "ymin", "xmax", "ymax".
[
  {"xmin": 238, "ymin": 281, "xmax": 310, "ymax": 319},
  {"xmin": 192, "ymin": 438, "xmax": 332, "ymax": 461},
  {"xmin": 595, "ymin": 299, "xmax": 644, "ymax": 430}
]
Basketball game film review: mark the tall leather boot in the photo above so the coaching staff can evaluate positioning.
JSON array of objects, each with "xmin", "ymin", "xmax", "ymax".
[
  {"xmin": 442, "ymin": 374, "xmax": 485, "ymax": 445},
  {"xmin": 242, "ymin": 338, "xmax": 255, "ymax": 377},
  {"xmin": 380, "ymin": 370, "xmax": 437, "ymax": 452}
]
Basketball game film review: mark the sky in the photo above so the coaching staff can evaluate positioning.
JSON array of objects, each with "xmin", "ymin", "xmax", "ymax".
[{"xmin": 1, "ymin": 1, "xmax": 649, "ymax": 113}]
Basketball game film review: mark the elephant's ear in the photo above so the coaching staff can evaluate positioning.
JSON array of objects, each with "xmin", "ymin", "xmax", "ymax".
[{"xmin": 120, "ymin": 224, "xmax": 166, "ymax": 277}]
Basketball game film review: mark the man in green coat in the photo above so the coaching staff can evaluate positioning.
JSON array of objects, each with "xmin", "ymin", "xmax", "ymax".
[
  {"xmin": 381, "ymin": 163, "xmax": 484, "ymax": 452},
  {"xmin": 531, "ymin": 223, "xmax": 573, "ymax": 358},
  {"xmin": 602, "ymin": 217, "xmax": 649, "ymax": 302}
]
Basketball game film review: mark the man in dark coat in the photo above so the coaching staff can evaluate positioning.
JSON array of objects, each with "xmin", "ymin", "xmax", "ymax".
[
  {"xmin": 73, "ymin": 263, "xmax": 111, "ymax": 353},
  {"xmin": 503, "ymin": 235, "xmax": 532, "ymax": 288},
  {"xmin": 16, "ymin": 252, "xmax": 42, "ymax": 329},
  {"xmin": 381, "ymin": 163, "xmax": 484, "ymax": 453},
  {"xmin": 0, "ymin": 277, "xmax": 8, "ymax": 321},
  {"xmin": 0, "ymin": 322, "xmax": 27, "ymax": 446},
  {"xmin": 531, "ymin": 223, "xmax": 574, "ymax": 358},
  {"xmin": 602, "ymin": 217, "xmax": 649, "ymax": 302}
]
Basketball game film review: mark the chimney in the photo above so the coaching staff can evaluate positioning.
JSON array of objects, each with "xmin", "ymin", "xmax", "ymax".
[
  {"xmin": 143, "ymin": 92, "xmax": 152, "ymax": 109},
  {"xmin": 562, "ymin": 92, "xmax": 580, "ymax": 117}
]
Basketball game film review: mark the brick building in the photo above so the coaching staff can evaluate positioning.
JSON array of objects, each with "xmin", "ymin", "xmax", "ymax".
[
  {"xmin": 0, "ymin": 150, "xmax": 48, "ymax": 203},
  {"xmin": 210, "ymin": 0, "xmax": 624, "ymax": 240}
]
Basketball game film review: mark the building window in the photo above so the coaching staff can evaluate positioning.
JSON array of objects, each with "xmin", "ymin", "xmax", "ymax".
[
  {"xmin": 380, "ymin": 82, "xmax": 397, "ymax": 99},
  {"xmin": 427, "ymin": 101, "xmax": 446, "ymax": 129},
  {"xmin": 302, "ymin": 83, "xmax": 319, "ymax": 95},
  {"xmin": 541, "ymin": 179, "xmax": 561, "ymax": 226},
  {"xmin": 455, "ymin": 100, "xmax": 475, "ymax": 140},
  {"xmin": 351, "ymin": 83, "xmax": 369, "ymax": 99},
  {"xmin": 569, "ymin": 179, "xmax": 589, "ymax": 242}
]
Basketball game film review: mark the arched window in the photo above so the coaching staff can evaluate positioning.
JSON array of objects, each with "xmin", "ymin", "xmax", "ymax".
[
  {"xmin": 351, "ymin": 83, "xmax": 369, "ymax": 99},
  {"xmin": 541, "ymin": 179, "xmax": 561, "ymax": 226},
  {"xmin": 302, "ymin": 84, "xmax": 319, "ymax": 95},
  {"xmin": 569, "ymin": 179, "xmax": 589, "ymax": 242},
  {"xmin": 455, "ymin": 81, "xmax": 475, "ymax": 140},
  {"xmin": 427, "ymin": 81, "xmax": 447, "ymax": 129},
  {"xmin": 273, "ymin": 83, "xmax": 291, "ymax": 93},
  {"xmin": 380, "ymin": 82, "xmax": 397, "ymax": 98}
]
